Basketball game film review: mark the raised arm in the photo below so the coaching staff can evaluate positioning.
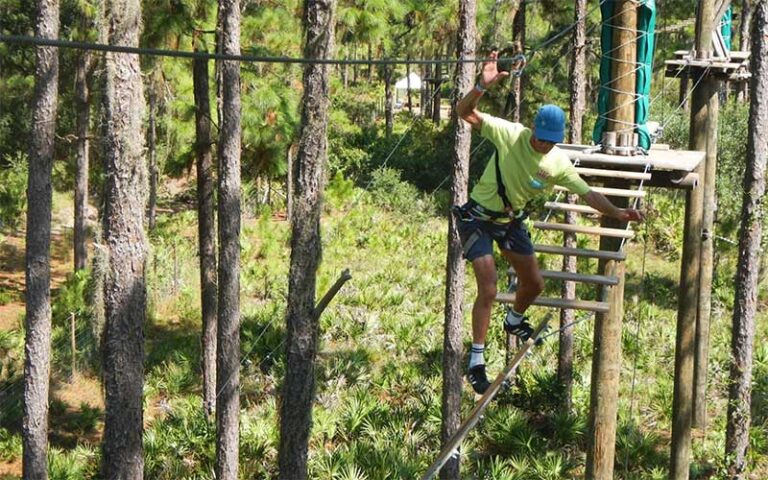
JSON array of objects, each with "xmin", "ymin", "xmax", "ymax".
[
  {"xmin": 581, "ymin": 190, "xmax": 645, "ymax": 222},
  {"xmin": 456, "ymin": 51, "xmax": 510, "ymax": 131}
]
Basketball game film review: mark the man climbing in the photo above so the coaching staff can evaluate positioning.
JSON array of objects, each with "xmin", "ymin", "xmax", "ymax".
[{"xmin": 455, "ymin": 51, "xmax": 645, "ymax": 394}]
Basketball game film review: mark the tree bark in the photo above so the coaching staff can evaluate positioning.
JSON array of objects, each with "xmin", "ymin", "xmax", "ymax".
[
  {"xmin": 193, "ymin": 43, "xmax": 218, "ymax": 418},
  {"xmin": 147, "ymin": 79, "xmax": 158, "ymax": 231},
  {"xmin": 215, "ymin": 0, "xmax": 242, "ymax": 478},
  {"xmin": 736, "ymin": 0, "xmax": 752, "ymax": 102},
  {"xmin": 558, "ymin": 0, "xmax": 588, "ymax": 412},
  {"xmin": 432, "ymin": 58, "xmax": 442, "ymax": 125},
  {"xmin": 725, "ymin": 2, "xmax": 767, "ymax": 476},
  {"xmin": 277, "ymin": 2, "xmax": 335, "ymax": 479},
  {"xmin": 440, "ymin": 2, "xmax": 476, "ymax": 479},
  {"xmin": 101, "ymin": 0, "xmax": 147, "ymax": 478},
  {"xmin": 74, "ymin": 51, "xmax": 92, "ymax": 272},
  {"xmin": 510, "ymin": 1, "xmax": 526, "ymax": 122},
  {"xmin": 23, "ymin": 1, "xmax": 59, "ymax": 478}
]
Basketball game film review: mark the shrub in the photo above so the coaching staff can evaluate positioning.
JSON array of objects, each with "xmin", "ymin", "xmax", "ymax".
[{"xmin": 0, "ymin": 153, "xmax": 28, "ymax": 229}]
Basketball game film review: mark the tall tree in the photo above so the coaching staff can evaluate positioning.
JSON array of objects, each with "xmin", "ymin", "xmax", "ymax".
[
  {"xmin": 193, "ymin": 36, "xmax": 218, "ymax": 418},
  {"xmin": 71, "ymin": 2, "xmax": 98, "ymax": 272},
  {"xmin": 23, "ymin": 0, "xmax": 59, "ymax": 478},
  {"xmin": 725, "ymin": 0, "xmax": 767, "ymax": 476},
  {"xmin": 440, "ymin": 0, "xmax": 476, "ymax": 478},
  {"xmin": 559, "ymin": 0, "xmax": 588, "ymax": 412},
  {"xmin": 384, "ymin": 58, "xmax": 394, "ymax": 137},
  {"xmin": 74, "ymin": 50, "xmax": 93, "ymax": 272},
  {"xmin": 509, "ymin": 0, "xmax": 526, "ymax": 122},
  {"xmin": 215, "ymin": 0, "xmax": 242, "ymax": 478},
  {"xmin": 736, "ymin": 0, "xmax": 752, "ymax": 102},
  {"xmin": 277, "ymin": 1, "xmax": 336, "ymax": 478},
  {"xmin": 101, "ymin": 0, "xmax": 147, "ymax": 477},
  {"xmin": 147, "ymin": 75, "xmax": 159, "ymax": 231}
]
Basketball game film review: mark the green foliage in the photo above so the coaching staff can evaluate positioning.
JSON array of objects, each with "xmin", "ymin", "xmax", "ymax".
[
  {"xmin": 0, "ymin": 153, "xmax": 28, "ymax": 229},
  {"xmin": 0, "ymin": 427, "xmax": 21, "ymax": 461},
  {"xmin": 48, "ymin": 445, "xmax": 100, "ymax": 480},
  {"xmin": 367, "ymin": 166, "xmax": 437, "ymax": 216}
]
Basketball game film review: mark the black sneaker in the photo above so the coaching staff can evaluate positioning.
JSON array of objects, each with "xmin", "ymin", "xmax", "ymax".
[
  {"xmin": 503, "ymin": 317, "xmax": 534, "ymax": 342},
  {"xmin": 467, "ymin": 364, "xmax": 491, "ymax": 394}
]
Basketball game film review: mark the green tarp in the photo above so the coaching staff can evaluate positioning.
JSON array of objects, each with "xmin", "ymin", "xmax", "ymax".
[
  {"xmin": 721, "ymin": 6, "xmax": 733, "ymax": 51},
  {"xmin": 592, "ymin": 0, "xmax": 656, "ymax": 151}
]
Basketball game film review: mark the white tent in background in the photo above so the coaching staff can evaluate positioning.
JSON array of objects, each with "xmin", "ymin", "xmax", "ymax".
[
  {"xmin": 394, "ymin": 73, "xmax": 422, "ymax": 109},
  {"xmin": 395, "ymin": 72, "xmax": 422, "ymax": 90}
]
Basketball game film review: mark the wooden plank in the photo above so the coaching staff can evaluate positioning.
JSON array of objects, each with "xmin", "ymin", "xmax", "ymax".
[
  {"xmin": 532, "ymin": 221, "xmax": 635, "ymax": 239},
  {"xmin": 555, "ymin": 185, "xmax": 646, "ymax": 198},
  {"xmin": 508, "ymin": 268, "xmax": 620, "ymax": 286},
  {"xmin": 533, "ymin": 244, "xmax": 626, "ymax": 261},
  {"xmin": 496, "ymin": 293, "xmax": 610, "ymax": 313},
  {"xmin": 665, "ymin": 58, "xmax": 746, "ymax": 70},
  {"xmin": 674, "ymin": 49, "xmax": 750, "ymax": 60},
  {"xmin": 544, "ymin": 202, "xmax": 602, "ymax": 215},
  {"xmin": 575, "ymin": 167, "xmax": 652, "ymax": 180},
  {"xmin": 557, "ymin": 143, "xmax": 705, "ymax": 172}
]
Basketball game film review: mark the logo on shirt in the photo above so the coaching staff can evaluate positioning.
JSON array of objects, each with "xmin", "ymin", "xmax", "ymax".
[{"xmin": 529, "ymin": 168, "xmax": 552, "ymax": 189}]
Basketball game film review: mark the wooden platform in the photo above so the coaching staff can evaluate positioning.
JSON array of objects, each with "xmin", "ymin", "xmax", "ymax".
[
  {"xmin": 557, "ymin": 143, "xmax": 705, "ymax": 173},
  {"xmin": 665, "ymin": 50, "xmax": 751, "ymax": 81}
]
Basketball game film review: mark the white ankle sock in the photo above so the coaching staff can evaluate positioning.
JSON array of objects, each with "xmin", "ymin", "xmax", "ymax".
[
  {"xmin": 469, "ymin": 343, "xmax": 485, "ymax": 368},
  {"xmin": 505, "ymin": 308, "xmax": 525, "ymax": 326}
]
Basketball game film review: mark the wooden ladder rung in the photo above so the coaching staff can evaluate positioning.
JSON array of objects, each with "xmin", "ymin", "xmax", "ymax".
[
  {"xmin": 532, "ymin": 222, "xmax": 635, "ymax": 239},
  {"xmin": 533, "ymin": 244, "xmax": 626, "ymax": 261},
  {"xmin": 555, "ymin": 185, "xmax": 646, "ymax": 198},
  {"xmin": 496, "ymin": 293, "xmax": 611, "ymax": 313},
  {"xmin": 544, "ymin": 202, "xmax": 601, "ymax": 215},
  {"xmin": 574, "ymin": 167, "xmax": 652, "ymax": 181},
  {"xmin": 508, "ymin": 268, "xmax": 619, "ymax": 286}
]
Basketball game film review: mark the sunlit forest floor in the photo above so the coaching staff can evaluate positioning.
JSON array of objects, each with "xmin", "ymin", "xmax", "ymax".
[{"xmin": 1, "ymin": 185, "xmax": 766, "ymax": 479}]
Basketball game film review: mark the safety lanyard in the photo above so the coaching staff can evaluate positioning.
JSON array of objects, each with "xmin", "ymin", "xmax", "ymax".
[{"xmin": 493, "ymin": 146, "xmax": 515, "ymax": 212}]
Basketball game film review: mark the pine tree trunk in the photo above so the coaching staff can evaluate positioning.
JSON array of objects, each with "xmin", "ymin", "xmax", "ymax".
[
  {"xmin": 215, "ymin": 0, "xmax": 242, "ymax": 478},
  {"xmin": 558, "ymin": 0, "xmax": 588, "ymax": 412},
  {"xmin": 407, "ymin": 57, "xmax": 413, "ymax": 114},
  {"xmin": 510, "ymin": 0, "xmax": 526, "ymax": 122},
  {"xmin": 725, "ymin": 2, "xmax": 767, "ymax": 476},
  {"xmin": 74, "ymin": 51, "xmax": 92, "ymax": 272},
  {"xmin": 193, "ymin": 46, "xmax": 218, "ymax": 418},
  {"xmin": 440, "ymin": 2, "xmax": 476, "ymax": 478},
  {"xmin": 23, "ymin": 2, "xmax": 59, "ymax": 478},
  {"xmin": 277, "ymin": 2, "xmax": 335, "ymax": 478},
  {"xmin": 147, "ymin": 82, "xmax": 158, "ymax": 231},
  {"xmin": 423, "ymin": 61, "xmax": 431, "ymax": 116},
  {"xmin": 736, "ymin": 0, "xmax": 752, "ymax": 102},
  {"xmin": 432, "ymin": 58, "xmax": 442, "ymax": 124},
  {"xmin": 101, "ymin": 0, "xmax": 147, "ymax": 478}
]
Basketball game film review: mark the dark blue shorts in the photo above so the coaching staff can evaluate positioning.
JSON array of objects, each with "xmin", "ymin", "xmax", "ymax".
[{"xmin": 456, "ymin": 202, "xmax": 534, "ymax": 260}]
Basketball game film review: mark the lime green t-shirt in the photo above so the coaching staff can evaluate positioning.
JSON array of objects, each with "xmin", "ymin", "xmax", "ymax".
[{"xmin": 470, "ymin": 113, "xmax": 590, "ymax": 212}]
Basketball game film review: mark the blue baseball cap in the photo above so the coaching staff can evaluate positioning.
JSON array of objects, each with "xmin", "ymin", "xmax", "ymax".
[{"xmin": 534, "ymin": 104, "xmax": 566, "ymax": 143}]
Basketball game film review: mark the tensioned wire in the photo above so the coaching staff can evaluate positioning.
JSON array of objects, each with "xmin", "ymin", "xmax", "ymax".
[{"xmin": 0, "ymin": 33, "xmax": 529, "ymax": 67}]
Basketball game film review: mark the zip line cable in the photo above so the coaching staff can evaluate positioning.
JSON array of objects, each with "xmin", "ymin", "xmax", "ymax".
[{"xmin": 0, "ymin": 34, "xmax": 522, "ymax": 67}]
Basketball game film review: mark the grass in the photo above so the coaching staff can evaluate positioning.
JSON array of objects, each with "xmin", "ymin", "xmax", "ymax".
[{"xmin": 0, "ymin": 178, "xmax": 766, "ymax": 479}]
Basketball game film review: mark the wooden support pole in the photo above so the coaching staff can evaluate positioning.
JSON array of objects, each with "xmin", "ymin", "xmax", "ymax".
[
  {"xmin": 693, "ymin": 76, "xmax": 720, "ymax": 429},
  {"xmin": 587, "ymin": 1, "xmax": 637, "ymax": 476},
  {"xmin": 586, "ymin": 191, "xmax": 628, "ymax": 480},
  {"xmin": 671, "ymin": 1, "xmax": 714, "ymax": 477},
  {"xmin": 606, "ymin": 0, "xmax": 638, "ymax": 141}
]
